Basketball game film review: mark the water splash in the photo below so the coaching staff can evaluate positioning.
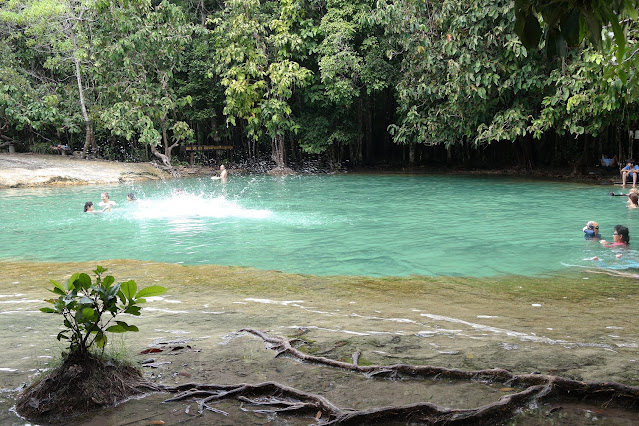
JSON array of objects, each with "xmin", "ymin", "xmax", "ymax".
[{"xmin": 130, "ymin": 193, "xmax": 272, "ymax": 220}]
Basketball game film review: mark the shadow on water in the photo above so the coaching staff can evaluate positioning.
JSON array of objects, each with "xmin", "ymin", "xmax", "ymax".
[{"xmin": 1, "ymin": 260, "xmax": 639, "ymax": 424}]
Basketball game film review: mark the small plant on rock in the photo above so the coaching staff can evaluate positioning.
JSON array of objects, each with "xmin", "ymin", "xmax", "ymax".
[
  {"xmin": 41, "ymin": 265, "xmax": 166, "ymax": 358},
  {"xmin": 16, "ymin": 266, "xmax": 166, "ymax": 423}
]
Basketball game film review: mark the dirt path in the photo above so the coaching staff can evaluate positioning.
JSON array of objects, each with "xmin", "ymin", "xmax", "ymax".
[{"xmin": 0, "ymin": 153, "xmax": 170, "ymax": 188}]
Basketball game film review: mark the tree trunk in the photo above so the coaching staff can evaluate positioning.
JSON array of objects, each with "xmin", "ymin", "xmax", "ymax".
[
  {"xmin": 68, "ymin": 20, "xmax": 96, "ymax": 159},
  {"xmin": 271, "ymin": 134, "xmax": 286, "ymax": 168},
  {"xmin": 160, "ymin": 117, "xmax": 172, "ymax": 164},
  {"xmin": 149, "ymin": 143, "xmax": 172, "ymax": 169}
]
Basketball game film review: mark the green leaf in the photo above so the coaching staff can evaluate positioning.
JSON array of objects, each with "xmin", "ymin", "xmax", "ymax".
[
  {"xmin": 107, "ymin": 320, "xmax": 139, "ymax": 333},
  {"xmin": 67, "ymin": 273, "xmax": 80, "ymax": 290},
  {"xmin": 73, "ymin": 273, "xmax": 92, "ymax": 291},
  {"xmin": 124, "ymin": 306, "xmax": 142, "ymax": 316},
  {"xmin": 79, "ymin": 296, "xmax": 94, "ymax": 305},
  {"xmin": 103, "ymin": 275, "xmax": 115, "ymax": 289},
  {"xmin": 519, "ymin": 13, "xmax": 542, "ymax": 49},
  {"xmin": 95, "ymin": 331, "xmax": 107, "ymax": 349},
  {"xmin": 40, "ymin": 307, "xmax": 56, "ymax": 313},
  {"xmin": 50, "ymin": 279, "xmax": 66, "ymax": 294},
  {"xmin": 49, "ymin": 287, "xmax": 66, "ymax": 296},
  {"xmin": 120, "ymin": 280, "xmax": 137, "ymax": 301},
  {"xmin": 82, "ymin": 308, "xmax": 96, "ymax": 321},
  {"xmin": 560, "ymin": 9, "xmax": 580, "ymax": 47},
  {"xmin": 135, "ymin": 285, "xmax": 167, "ymax": 298}
]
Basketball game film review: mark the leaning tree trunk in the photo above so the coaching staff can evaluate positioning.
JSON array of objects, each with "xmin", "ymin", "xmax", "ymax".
[
  {"xmin": 74, "ymin": 56, "xmax": 96, "ymax": 158},
  {"xmin": 149, "ymin": 143, "xmax": 172, "ymax": 169}
]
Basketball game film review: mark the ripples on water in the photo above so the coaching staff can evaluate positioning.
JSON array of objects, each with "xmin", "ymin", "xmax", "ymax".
[{"xmin": 1, "ymin": 175, "xmax": 638, "ymax": 277}]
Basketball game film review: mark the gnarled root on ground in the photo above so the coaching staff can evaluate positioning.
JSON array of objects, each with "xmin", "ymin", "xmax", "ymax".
[{"xmin": 158, "ymin": 328, "xmax": 639, "ymax": 424}]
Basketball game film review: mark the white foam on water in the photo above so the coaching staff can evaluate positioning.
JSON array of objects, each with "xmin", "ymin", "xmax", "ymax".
[
  {"xmin": 131, "ymin": 194, "xmax": 272, "ymax": 220},
  {"xmin": 245, "ymin": 298, "xmax": 304, "ymax": 306},
  {"xmin": 144, "ymin": 308, "xmax": 189, "ymax": 314}
]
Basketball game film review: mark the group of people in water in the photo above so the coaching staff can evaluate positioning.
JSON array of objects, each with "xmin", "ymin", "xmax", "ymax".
[
  {"xmin": 583, "ymin": 221, "xmax": 630, "ymax": 247},
  {"xmin": 582, "ymin": 161, "xmax": 638, "ymax": 255},
  {"xmin": 83, "ymin": 164, "xmax": 228, "ymax": 213},
  {"xmin": 84, "ymin": 192, "xmax": 135, "ymax": 213}
]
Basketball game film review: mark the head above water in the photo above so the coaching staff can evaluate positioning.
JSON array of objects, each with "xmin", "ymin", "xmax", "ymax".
[
  {"xmin": 84, "ymin": 201, "xmax": 93, "ymax": 212},
  {"xmin": 586, "ymin": 221, "xmax": 599, "ymax": 231},
  {"xmin": 614, "ymin": 225, "xmax": 630, "ymax": 243},
  {"xmin": 127, "ymin": 193, "xmax": 136, "ymax": 201},
  {"xmin": 101, "ymin": 192, "xmax": 110, "ymax": 201},
  {"xmin": 630, "ymin": 193, "xmax": 639, "ymax": 206}
]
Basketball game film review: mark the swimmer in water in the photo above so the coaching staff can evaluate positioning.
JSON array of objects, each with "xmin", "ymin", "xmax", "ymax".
[
  {"xmin": 600, "ymin": 225, "xmax": 629, "ymax": 247},
  {"xmin": 211, "ymin": 164, "xmax": 228, "ymax": 182},
  {"xmin": 583, "ymin": 221, "xmax": 601, "ymax": 239},
  {"xmin": 98, "ymin": 192, "xmax": 117, "ymax": 208},
  {"xmin": 84, "ymin": 201, "xmax": 109, "ymax": 213},
  {"xmin": 127, "ymin": 192, "xmax": 137, "ymax": 202}
]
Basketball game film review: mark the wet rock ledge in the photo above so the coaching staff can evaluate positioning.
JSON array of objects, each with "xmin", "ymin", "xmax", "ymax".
[{"xmin": 0, "ymin": 154, "xmax": 169, "ymax": 188}]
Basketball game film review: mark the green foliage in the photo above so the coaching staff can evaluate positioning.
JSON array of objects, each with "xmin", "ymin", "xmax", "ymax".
[
  {"xmin": 211, "ymin": 0, "xmax": 312, "ymax": 165},
  {"xmin": 41, "ymin": 266, "xmax": 166, "ymax": 357}
]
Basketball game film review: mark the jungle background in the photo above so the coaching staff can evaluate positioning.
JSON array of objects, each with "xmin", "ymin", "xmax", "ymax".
[{"xmin": 1, "ymin": 0, "xmax": 638, "ymax": 173}]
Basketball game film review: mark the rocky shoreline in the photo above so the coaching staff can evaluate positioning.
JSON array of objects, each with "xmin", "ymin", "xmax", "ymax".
[
  {"xmin": 0, "ymin": 153, "xmax": 170, "ymax": 188},
  {"xmin": 0, "ymin": 152, "xmax": 620, "ymax": 188}
]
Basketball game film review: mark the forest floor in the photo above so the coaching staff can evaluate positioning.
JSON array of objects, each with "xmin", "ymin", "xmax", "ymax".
[{"xmin": 0, "ymin": 152, "xmax": 622, "ymax": 188}]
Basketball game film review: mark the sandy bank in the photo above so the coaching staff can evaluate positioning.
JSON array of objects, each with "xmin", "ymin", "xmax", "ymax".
[{"xmin": 0, "ymin": 153, "xmax": 170, "ymax": 188}]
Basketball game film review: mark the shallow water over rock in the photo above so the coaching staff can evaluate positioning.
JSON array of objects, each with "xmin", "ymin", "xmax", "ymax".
[{"xmin": 1, "ymin": 261, "xmax": 638, "ymax": 424}]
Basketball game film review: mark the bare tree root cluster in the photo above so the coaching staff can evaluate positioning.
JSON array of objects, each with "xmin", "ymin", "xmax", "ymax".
[
  {"xmin": 157, "ymin": 328, "xmax": 639, "ymax": 424},
  {"xmin": 16, "ymin": 354, "xmax": 162, "ymax": 424}
]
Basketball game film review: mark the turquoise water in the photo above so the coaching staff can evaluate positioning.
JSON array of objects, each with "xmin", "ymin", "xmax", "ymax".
[{"xmin": 0, "ymin": 174, "xmax": 636, "ymax": 277}]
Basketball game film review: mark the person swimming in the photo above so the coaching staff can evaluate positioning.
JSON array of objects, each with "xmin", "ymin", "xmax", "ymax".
[
  {"xmin": 84, "ymin": 201, "xmax": 109, "ymax": 213},
  {"xmin": 583, "ymin": 221, "xmax": 601, "ymax": 239},
  {"xmin": 127, "ymin": 192, "xmax": 137, "ymax": 202},
  {"xmin": 99, "ymin": 192, "xmax": 117, "ymax": 208},
  {"xmin": 600, "ymin": 225, "xmax": 629, "ymax": 247}
]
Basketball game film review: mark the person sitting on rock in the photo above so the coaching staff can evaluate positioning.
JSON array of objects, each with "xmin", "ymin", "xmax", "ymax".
[{"xmin": 621, "ymin": 159, "xmax": 639, "ymax": 188}]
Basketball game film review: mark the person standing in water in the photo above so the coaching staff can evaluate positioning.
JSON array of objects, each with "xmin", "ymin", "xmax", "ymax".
[{"xmin": 211, "ymin": 164, "xmax": 227, "ymax": 182}]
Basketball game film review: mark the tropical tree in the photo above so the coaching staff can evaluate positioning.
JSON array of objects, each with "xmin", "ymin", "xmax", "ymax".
[
  {"xmin": 211, "ymin": 0, "xmax": 312, "ymax": 169},
  {"xmin": 95, "ymin": 0, "xmax": 194, "ymax": 169},
  {"xmin": 0, "ymin": 0, "xmax": 99, "ymax": 156}
]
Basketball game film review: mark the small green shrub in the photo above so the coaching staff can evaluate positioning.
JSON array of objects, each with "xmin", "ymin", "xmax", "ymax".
[{"xmin": 41, "ymin": 266, "xmax": 166, "ymax": 357}]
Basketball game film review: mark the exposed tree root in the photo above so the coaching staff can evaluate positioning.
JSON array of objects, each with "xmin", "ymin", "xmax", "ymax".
[
  {"xmin": 16, "ymin": 354, "xmax": 162, "ymax": 424},
  {"xmin": 158, "ymin": 329, "xmax": 639, "ymax": 425}
]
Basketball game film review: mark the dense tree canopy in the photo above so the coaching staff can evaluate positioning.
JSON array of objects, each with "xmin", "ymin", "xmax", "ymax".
[{"xmin": 0, "ymin": 0, "xmax": 637, "ymax": 170}]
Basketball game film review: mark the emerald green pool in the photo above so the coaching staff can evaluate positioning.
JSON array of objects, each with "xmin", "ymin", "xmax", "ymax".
[{"xmin": 0, "ymin": 174, "xmax": 635, "ymax": 277}]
